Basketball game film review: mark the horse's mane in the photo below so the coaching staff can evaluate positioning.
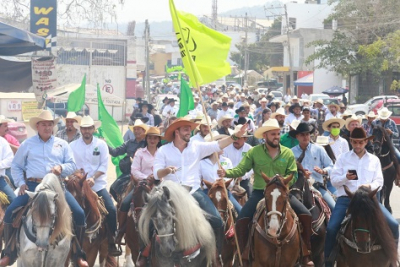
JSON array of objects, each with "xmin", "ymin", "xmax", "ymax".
[
  {"xmin": 82, "ymin": 180, "xmax": 101, "ymax": 224},
  {"xmin": 35, "ymin": 173, "xmax": 73, "ymax": 243},
  {"xmin": 324, "ymin": 145, "xmax": 336, "ymax": 163},
  {"xmin": 373, "ymin": 126, "xmax": 400, "ymax": 170},
  {"xmin": 347, "ymin": 187, "xmax": 397, "ymax": 265},
  {"xmin": 139, "ymin": 180, "xmax": 215, "ymax": 261}
]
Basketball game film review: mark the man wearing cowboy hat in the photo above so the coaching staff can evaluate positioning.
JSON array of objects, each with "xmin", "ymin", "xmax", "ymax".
[
  {"xmin": 70, "ymin": 116, "xmax": 121, "ymax": 256},
  {"xmin": 234, "ymin": 93, "xmax": 247, "ymax": 109},
  {"xmin": 207, "ymin": 102, "xmax": 220, "ymax": 121},
  {"xmin": 271, "ymin": 107, "xmax": 290, "ymax": 135},
  {"xmin": 153, "ymin": 118, "xmax": 249, "ymax": 265},
  {"xmin": 217, "ymin": 115, "xmax": 234, "ymax": 136},
  {"xmin": 362, "ymin": 111, "xmax": 377, "ymax": 136},
  {"xmin": 162, "ymin": 98, "xmax": 178, "ymax": 118},
  {"xmin": 0, "ymin": 110, "xmax": 88, "ymax": 267},
  {"xmin": 291, "ymin": 123, "xmax": 336, "ymax": 210},
  {"xmin": 0, "ymin": 120, "xmax": 15, "ymax": 203},
  {"xmin": 301, "ymin": 106, "xmax": 319, "ymax": 136},
  {"xmin": 325, "ymin": 127, "xmax": 399, "ymax": 267},
  {"xmin": 160, "ymin": 96, "xmax": 169, "ymax": 114},
  {"xmin": 218, "ymin": 119, "xmax": 314, "ymax": 266},
  {"xmin": 254, "ymin": 97, "xmax": 268, "ymax": 125},
  {"xmin": 325, "ymin": 103, "xmax": 341, "ymax": 121},
  {"xmin": 285, "ymin": 102, "xmax": 304, "ymax": 125},
  {"xmin": 55, "ymin": 111, "xmax": 82, "ymax": 143},
  {"xmin": 0, "ymin": 115, "xmax": 19, "ymax": 187},
  {"xmin": 322, "ymin": 118, "xmax": 349, "ymax": 161},
  {"xmin": 341, "ymin": 115, "xmax": 374, "ymax": 153},
  {"xmin": 217, "ymin": 102, "xmax": 235, "ymax": 121},
  {"xmin": 191, "ymin": 116, "xmax": 216, "ymax": 143},
  {"xmin": 234, "ymin": 106, "xmax": 255, "ymax": 132},
  {"xmin": 138, "ymin": 101, "xmax": 154, "ymax": 126}
]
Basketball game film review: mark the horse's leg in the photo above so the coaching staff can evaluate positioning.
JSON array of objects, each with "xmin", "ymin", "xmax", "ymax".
[
  {"xmin": 123, "ymin": 246, "xmax": 135, "ymax": 267},
  {"xmin": 384, "ymin": 172, "xmax": 395, "ymax": 213}
]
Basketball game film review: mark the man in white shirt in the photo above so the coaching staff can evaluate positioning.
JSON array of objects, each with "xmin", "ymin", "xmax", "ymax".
[
  {"xmin": 324, "ymin": 103, "xmax": 341, "ymax": 121},
  {"xmin": 70, "ymin": 116, "xmax": 121, "ymax": 256},
  {"xmin": 153, "ymin": 118, "xmax": 248, "ymax": 265},
  {"xmin": 162, "ymin": 98, "xmax": 178, "ymax": 118},
  {"xmin": 217, "ymin": 102, "xmax": 235, "ymax": 120},
  {"xmin": 0, "ymin": 136, "xmax": 14, "ymax": 203},
  {"xmin": 324, "ymin": 127, "xmax": 399, "ymax": 267},
  {"xmin": 191, "ymin": 116, "xmax": 216, "ymax": 143},
  {"xmin": 285, "ymin": 103, "xmax": 304, "ymax": 125},
  {"xmin": 234, "ymin": 93, "xmax": 247, "ymax": 109},
  {"xmin": 322, "ymin": 118, "xmax": 349, "ymax": 160}
]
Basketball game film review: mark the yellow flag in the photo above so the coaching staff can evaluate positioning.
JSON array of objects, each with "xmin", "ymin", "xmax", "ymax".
[{"xmin": 169, "ymin": 0, "xmax": 232, "ymax": 86}]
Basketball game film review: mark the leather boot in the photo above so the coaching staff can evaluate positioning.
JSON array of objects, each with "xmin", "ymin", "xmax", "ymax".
[
  {"xmin": 74, "ymin": 225, "xmax": 89, "ymax": 267},
  {"xmin": 235, "ymin": 217, "xmax": 251, "ymax": 265},
  {"xmin": 115, "ymin": 211, "xmax": 128, "ymax": 245},
  {"xmin": 136, "ymin": 243, "xmax": 151, "ymax": 267},
  {"xmin": 0, "ymin": 223, "xmax": 17, "ymax": 267},
  {"xmin": 298, "ymin": 214, "xmax": 315, "ymax": 267},
  {"xmin": 107, "ymin": 232, "xmax": 122, "ymax": 257},
  {"xmin": 214, "ymin": 226, "xmax": 225, "ymax": 267}
]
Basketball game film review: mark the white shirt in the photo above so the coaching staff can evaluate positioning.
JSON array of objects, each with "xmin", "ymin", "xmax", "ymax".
[
  {"xmin": 285, "ymin": 113, "xmax": 303, "ymax": 125},
  {"xmin": 199, "ymin": 156, "xmax": 233, "ymax": 189},
  {"xmin": 70, "ymin": 137, "xmax": 109, "ymax": 192},
  {"xmin": 217, "ymin": 109, "xmax": 235, "ymax": 120},
  {"xmin": 153, "ymin": 140, "xmax": 221, "ymax": 194},
  {"xmin": 328, "ymin": 136, "xmax": 350, "ymax": 160},
  {"xmin": 223, "ymin": 143, "xmax": 253, "ymax": 180},
  {"xmin": 324, "ymin": 112, "xmax": 342, "ymax": 121},
  {"xmin": 233, "ymin": 117, "xmax": 255, "ymax": 133},
  {"xmin": 331, "ymin": 150, "xmax": 383, "ymax": 197},
  {"xmin": 190, "ymin": 133, "xmax": 205, "ymax": 143},
  {"xmin": 162, "ymin": 104, "xmax": 179, "ymax": 117},
  {"xmin": 0, "ymin": 137, "xmax": 13, "ymax": 176}
]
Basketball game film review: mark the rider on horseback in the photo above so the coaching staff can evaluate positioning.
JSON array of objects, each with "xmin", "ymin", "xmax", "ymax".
[
  {"xmin": 0, "ymin": 110, "xmax": 88, "ymax": 267},
  {"xmin": 325, "ymin": 127, "xmax": 399, "ymax": 267},
  {"xmin": 218, "ymin": 119, "xmax": 315, "ymax": 266},
  {"xmin": 69, "ymin": 116, "xmax": 122, "ymax": 256},
  {"xmin": 0, "ymin": 131, "xmax": 15, "ymax": 204}
]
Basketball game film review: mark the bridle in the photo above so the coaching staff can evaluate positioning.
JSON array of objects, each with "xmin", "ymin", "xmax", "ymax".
[
  {"xmin": 373, "ymin": 129, "xmax": 390, "ymax": 157},
  {"xmin": 263, "ymin": 183, "xmax": 290, "ymax": 237},
  {"xmin": 131, "ymin": 180, "xmax": 151, "ymax": 231}
]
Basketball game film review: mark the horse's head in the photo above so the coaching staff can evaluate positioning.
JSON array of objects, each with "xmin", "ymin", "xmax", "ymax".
[
  {"xmin": 203, "ymin": 179, "xmax": 233, "ymax": 220},
  {"xmin": 131, "ymin": 175, "xmax": 151, "ymax": 226},
  {"xmin": 261, "ymin": 172, "xmax": 293, "ymax": 237},
  {"xmin": 65, "ymin": 169, "xmax": 87, "ymax": 206},
  {"xmin": 371, "ymin": 126, "xmax": 387, "ymax": 156}
]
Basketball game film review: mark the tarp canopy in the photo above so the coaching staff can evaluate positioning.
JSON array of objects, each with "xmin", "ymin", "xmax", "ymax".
[
  {"xmin": 0, "ymin": 22, "xmax": 46, "ymax": 56},
  {"xmin": 294, "ymin": 73, "xmax": 313, "ymax": 86},
  {"xmin": 322, "ymin": 86, "xmax": 348, "ymax": 96}
]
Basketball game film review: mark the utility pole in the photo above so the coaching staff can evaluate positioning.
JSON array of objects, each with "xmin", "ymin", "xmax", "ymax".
[
  {"xmin": 212, "ymin": 0, "xmax": 218, "ymax": 30},
  {"xmin": 284, "ymin": 4, "xmax": 294, "ymax": 96},
  {"xmin": 243, "ymin": 13, "xmax": 248, "ymax": 88},
  {"xmin": 144, "ymin": 19, "xmax": 151, "ymax": 102}
]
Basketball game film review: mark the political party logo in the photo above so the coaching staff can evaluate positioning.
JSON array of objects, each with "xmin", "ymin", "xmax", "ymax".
[{"xmin": 176, "ymin": 27, "xmax": 197, "ymax": 61}]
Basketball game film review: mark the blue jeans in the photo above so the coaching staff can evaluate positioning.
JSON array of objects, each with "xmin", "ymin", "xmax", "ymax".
[
  {"xmin": 192, "ymin": 189, "xmax": 223, "ymax": 229},
  {"xmin": 0, "ymin": 176, "xmax": 15, "ymax": 203},
  {"xmin": 5, "ymin": 168, "xmax": 15, "ymax": 188},
  {"xmin": 97, "ymin": 188, "xmax": 117, "ymax": 234},
  {"xmin": 325, "ymin": 196, "xmax": 399, "ymax": 263},
  {"xmin": 5, "ymin": 181, "xmax": 85, "ymax": 226},
  {"xmin": 326, "ymin": 180, "xmax": 337, "ymax": 194},
  {"xmin": 120, "ymin": 190, "xmax": 133, "ymax": 212},
  {"xmin": 315, "ymin": 183, "xmax": 336, "ymax": 211},
  {"xmin": 240, "ymin": 179, "xmax": 252, "ymax": 198},
  {"xmin": 203, "ymin": 189, "xmax": 242, "ymax": 214}
]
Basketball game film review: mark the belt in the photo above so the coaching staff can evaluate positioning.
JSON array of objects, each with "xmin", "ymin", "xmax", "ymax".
[{"xmin": 26, "ymin": 178, "xmax": 42, "ymax": 183}]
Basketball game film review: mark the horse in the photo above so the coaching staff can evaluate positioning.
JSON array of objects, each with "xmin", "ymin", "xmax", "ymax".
[
  {"xmin": 0, "ymin": 191, "xmax": 10, "ymax": 252},
  {"xmin": 203, "ymin": 179, "xmax": 236, "ymax": 267},
  {"xmin": 139, "ymin": 180, "xmax": 216, "ymax": 266},
  {"xmin": 290, "ymin": 162, "xmax": 330, "ymax": 267},
  {"xmin": 371, "ymin": 125, "xmax": 400, "ymax": 213},
  {"xmin": 231, "ymin": 182, "xmax": 248, "ymax": 207},
  {"xmin": 66, "ymin": 169, "xmax": 116, "ymax": 267},
  {"xmin": 250, "ymin": 173, "xmax": 301, "ymax": 266},
  {"xmin": 18, "ymin": 173, "xmax": 73, "ymax": 266},
  {"xmin": 336, "ymin": 185, "xmax": 397, "ymax": 267}
]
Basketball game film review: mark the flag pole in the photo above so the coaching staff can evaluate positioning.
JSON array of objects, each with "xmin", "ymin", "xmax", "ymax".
[{"xmin": 170, "ymin": 1, "xmax": 243, "ymax": 265}]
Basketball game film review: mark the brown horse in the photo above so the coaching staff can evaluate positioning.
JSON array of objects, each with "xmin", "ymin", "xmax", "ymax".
[
  {"xmin": 0, "ymin": 191, "xmax": 10, "ymax": 252},
  {"xmin": 231, "ymin": 182, "xmax": 248, "ymax": 207},
  {"xmin": 203, "ymin": 179, "xmax": 236, "ymax": 267},
  {"xmin": 336, "ymin": 185, "xmax": 397, "ymax": 267},
  {"xmin": 250, "ymin": 173, "xmax": 300, "ymax": 267},
  {"xmin": 66, "ymin": 169, "xmax": 116, "ymax": 267}
]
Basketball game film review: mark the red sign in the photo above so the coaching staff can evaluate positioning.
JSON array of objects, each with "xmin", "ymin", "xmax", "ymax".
[{"xmin": 102, "ymin": 84, "xmax": 114, "ymax": 94}]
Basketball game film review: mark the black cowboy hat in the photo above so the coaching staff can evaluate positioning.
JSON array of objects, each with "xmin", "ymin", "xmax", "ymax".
[
  {"xmin": 289, "ymin": 103, "xmax": 303, "ymax": 114},
  {"xmin": 235, "ymin": 106, "xmax": 246, "ymax": 114},
  {"xmin": 350, "ymin": 127, "xmax": 374, "ymax": 141},
  {"xmin": 289, "ymin": 122, "xmax": 315, "ymax": 138},
  {"xmin": 162, "ymin": 96, "xmax": 169, "ymax": 103},
  {"xmin": 132, "ymin": 113, "xmax": 150, "ymax": 123},
  {"xmin": 139, "ymin": 101, "xmax": 154, "ymax": 111},
  {"xmin": 168, "ymin": 98, "xmax": 176, "ymax": 104}
]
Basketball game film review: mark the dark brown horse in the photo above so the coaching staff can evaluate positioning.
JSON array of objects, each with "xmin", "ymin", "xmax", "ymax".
[
  {"xmin": 203, "ymin": 179, "xmax": 236, "ymax": 267},
  {"xmin": 250, "ymin": 173, "xmax": 300, "ymax": 266},
  {"xmin": 337, "ymin": 185, "xmax": 397, "ymax": 267},
  {"xmin": 66, "ymin": 169, "xmax": 116, "ymax": 267},
  {"xmin": 231, "ymin": 181, "xmax": 248, "ymax": 207}
]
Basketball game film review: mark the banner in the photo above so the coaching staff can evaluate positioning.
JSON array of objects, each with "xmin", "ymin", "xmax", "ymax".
[
  {"xmin": 30, "ymin": 0, "xmax": 57, "ymax": 50},
  {"xmin": 22, "ymin": 101, "xmax": 42, "ymax": 121},
  {"xmin": 32, "ymin": 57, "xmax": 57, "ymax": 108}
]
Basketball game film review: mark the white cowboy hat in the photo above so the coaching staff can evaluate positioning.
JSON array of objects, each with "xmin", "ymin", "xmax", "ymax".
[
  {"xmin": 314, "ymin": 99, "xmax": 324, "ymax": 105},
  {"xmin": 364, "ymin": 111, "xmax": 378, "ymax": 119},
  {"xmin": 222, "ymin": 93, "xmax": 229, "ymax": 98},
  {"xmin": 0, "ymin": 115, "xmax": 14, "ymax": 124},
  {"xmin": 340, "ymin": 109, "xmax": 353, "ymax": 118},
  {"xmin": 315, "ymin": 136, "xmax": 330, "ymax": 146},
  {"xmin": 327, "ymin": 102, "xmax": 340, "ymax": 111},
  {"xmin": 258, "ymin": 97, "xmax": 268, "ymax": 104},
  {"xmin": 232, "ymin": 124, "xmax": 252, "ymax": 138},
  {"xmin": 377, "ymin": 107, "xmax": 392, "ymax": 120},
  {"xmin": 73, "ymin": 115, "xmax": 101, "ymax": 130},
  {"xmin": 322, "ymin": 118, "xmax": 346, "ymax": 132},
  {"xmin": 271, "ymin": 108, "xmax": 287, "ymax": 119},
  {"xmin": 254, "ymin": 119, "xmax": 280, "ymax": 138},
  {"xmin": 345, "ymin": 115, "xmax": 363, "ymax": 131},
  {"xmin": 29, "ymin": 110, "xmax": 60, "ymax": 131},
  {"xmin": 197, "ymin": 116, "xmax": 218, "ymax": 130},
  {"xmin": 62, "ymin": 112, "xmax": 82, "ymax": 124},
  {"xmin": 290, "ymin": 120, "xmax": 301, "ymax": 130},
  {"xmin": 129, "ymin": 119, "xmax": 149, "ymax": 132},
  {"xmin": 217, "ymin": 115, "xmax": 234, "ymax": 127},
  {"xmin": 204, "ymin": 131, "xmax": 229, "ymax": 142}
]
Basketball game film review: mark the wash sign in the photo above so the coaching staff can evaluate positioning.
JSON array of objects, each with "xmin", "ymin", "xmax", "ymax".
[{"xmin": 30, "ymin": 0, "xmax": 57, "ymax": 50}]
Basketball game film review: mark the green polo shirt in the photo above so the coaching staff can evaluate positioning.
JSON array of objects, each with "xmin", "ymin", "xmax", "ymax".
[
  {"xmin": 225, "ymin": 144, "xmax": 297, "ymax": 190},
  {"xmin": 280, "ymin": 133, "xmax": 299, "ymax": 149}
]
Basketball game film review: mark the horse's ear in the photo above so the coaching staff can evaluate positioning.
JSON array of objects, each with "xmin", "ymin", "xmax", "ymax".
[
  {"xmin": 344, "ymin": 185, "xmax": 354, "ymax": 198},
  {"xmin": 369, "ymin": 186, "xmax": 380, "ymax": 199},
  {"xmin": 131, "ymin": 174, "xmax": 139, "ymax": 186},
  {"xmin": 283, "ymin": 173, "xmax": 294, "ymax": 185},
  {"xmin": 163, "ymin": 186, "xmax": 170, "ymax": 200},
  {"xmin": 202, "ymin": 179, "xmax": 213, "ymax": 189},
  {"xmin": 261, "ymin": 171, "xmax": 271, "ymax": 184},
  {"xmin": 26, "ymin": 191, "xmax": 37, "ymax": 199},
  {"xmin": 225, "ymin": 178, "xmax": 233, "ymax": 188}
]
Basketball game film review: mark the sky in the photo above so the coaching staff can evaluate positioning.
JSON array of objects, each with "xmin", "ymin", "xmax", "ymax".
[{"xmin": 115, "ymin": 0, "xmax": 299, "ymax": 23}]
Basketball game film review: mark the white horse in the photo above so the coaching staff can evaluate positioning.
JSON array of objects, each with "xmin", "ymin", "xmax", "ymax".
[{"xmin": 17, "ymin": 173, "xmax": 73, "ymax": 267}]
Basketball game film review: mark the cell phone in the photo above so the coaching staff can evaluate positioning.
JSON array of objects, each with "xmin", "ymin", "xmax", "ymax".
[{"xmin": 348, "ymin": 170, "xmax": 358, "ymax": 180}]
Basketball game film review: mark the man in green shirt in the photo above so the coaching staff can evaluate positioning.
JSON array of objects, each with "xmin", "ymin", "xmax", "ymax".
[
  {"xmin": 280, "ymin": 119, "xmax": 301, "ymax": 148},
  {"xmin": 218, "ymin": 118, "xmax": 314, "ymax": 266}
]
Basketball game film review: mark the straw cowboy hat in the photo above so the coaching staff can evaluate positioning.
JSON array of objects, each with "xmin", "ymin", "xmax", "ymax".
[
  {"xmin": 163, "ymin": 118, "xmax": 199, "ymax": 142},
  {"xmin": 322, "ymin": 118, "xmax": 346, "ymax": 132},
  {"xmin": 364, "ymin": 111, "xmax": 378, "ymax": 119},
  {"xmin": 314, "ymin": 99, "xmax": 324, "ymax": 105},
  {"xmin": 327, "ymin": 102, "xmax": 340, "ymax": 111},
  {"xmin": 204, "ymin": 131, "xmax": 229, "ymax": 142},
  {"xmin": 73, "ymin": 115, "xmax": 101, "ymax": 130},
  {"xmin": 350, "ymin": 127, "xmax": 374, "ymax": 141},
  {"xmin": 254, "ymin": 119, "xmax": 280, "ymax": 138},
  {"xmin": 145, "ymin": 127, "xmax": 162, "ymax": 137},
  {"xmin": 289, "ymin": 122, "xmax": 315, "ymax": 138},
  {"xmin": 259, "ymin": 97, "xmax": 268, "ymax": 104},
  {"xmin": 29, "ymin": 110, "xmax": 60, "ymax": 131},
  {"xmin": 340, "ymin": 109, "xmax": 353, "ymax": 118},
  {"xmin": 129, "ymin": 119, "xmax": 149, "ymax": 132},
  {"xmin": 62, "ymin": 112, "xmax": 81, "ymax": 124},
  {"xmin": 218, "ymin": 115, "xmax": 234, "ymax": 127},
  {"xmin": 315, "ymin": 136, "xmax": 331, "ymax": 146},
  {"xmin": 0, "ymin": 115, "xmax": 14, "ymax": 124},
  {"xmin": 345, "ymin": 115, "xmax": 363, "ymax": 131},
  {"xmin": 232, "ymin": 124, "xmax": 252, "ymax": 138},
  {"xmin": 271, "ymin": 108, "xmax": 287, "ymax": 119},
  {"xmin": 377, "ymin": 107, "xmax": 392, "ymax": 120},
  {"xmin": 290, "ymin": 120, "xmax": 301, "ymax": 130}
]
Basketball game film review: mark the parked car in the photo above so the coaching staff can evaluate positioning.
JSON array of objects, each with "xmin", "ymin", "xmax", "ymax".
[
  {"xmin": 45, "ymin": 101, "xmax": 90, "ymax": 117},
  {"xmin": 346, "ymin": 95, "xmax": 398, "ymax": 116},
  {"xmin": 308, "ymin": 94, "xmax": 331, "ymax": 103},
  {"xmin": 270, "ymin": 90, "xmax": 283, "ymax": 101},
  {"xmin": 7, "ymin": 122, "xmax": 27, "ymax": 143}
]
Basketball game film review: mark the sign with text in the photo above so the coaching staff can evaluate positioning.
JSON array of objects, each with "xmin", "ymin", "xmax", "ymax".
[
  {"xmin": 32, "ymin": 57, "xmax": 57, "ymax": 108},
  {"xmin": 30, "ymin": 0, "xmax": 57, "ymax": 50},
  {"xmin": 7, "ymin": 100, "xmax": 22, "ymax": 111},
  {"xmin": 22, "ymin": 101, "xmax": 42, "ymax": 122}
]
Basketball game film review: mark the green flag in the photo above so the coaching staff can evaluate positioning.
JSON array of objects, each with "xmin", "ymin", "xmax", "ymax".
[
  {"xmin": 96, "ymin": 84, "xmax": 125, "ymax": 177},
  {"xmin": 177, "ymin": 77, "xmax": 195, "ymax": 117},
  {"xmin": 67, "ymin": 74, "xmax": 86, "ymax": 112}
]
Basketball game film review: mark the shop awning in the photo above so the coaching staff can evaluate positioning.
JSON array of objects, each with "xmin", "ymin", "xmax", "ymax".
[
  {"xmin": 271, "ymin": 66, "xmax": 290, "ymax": 72},
  {"xmin": 294, "ymin": 73, "xmax": 313, "ymax": 86}
]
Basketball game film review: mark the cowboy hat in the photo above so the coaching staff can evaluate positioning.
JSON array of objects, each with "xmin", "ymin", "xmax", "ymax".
[
  {"xmin": 29, "ymin": 110, "xmax": 60, "ymax": 131},
  {"xmin": 345, "ymin": 115, "xmax": 363, "ymax": 131},
  {"xmin": 315, "ymin": 136, "xmax": 330, "ymax": 146},
  {"xmin": 232, "ymin": 124, "xmax": 252, "ymax": 138},
  {"xmin": 62, "ymin": 112, "xmax": 82, "ymax": 124},
  {"xmin": 322, "ymin": 118, "xmax": 346, "ymax": 132},
  {"xmin": 290, "ymin": 120, "xmax": 301, "ymax": 130},
  {"xmin": 271, "ymin": 108, "xmax": 287, "ymax": 119},
  {"xmin": 377, "ymin": 107, "xmax": 392, "ymax": 120},
  {"xmin": 163, "ymin": 118, "xmax": 199, "ymax": 142},
  {"xmin": 0, "ymin": 115, "xmax": 14, "ymax": 124},
  {"xmin": 350, "ymin": 127, "xmax": 374, "ymax": 141},
  {"xmin": 241, "ymin": 102, "xmax": 250, "ymax": 108},
  {"xmin": 254, "ymin": 119, "xmax": 280, "ymax": 138},
  {"xmin": 167, "ymin": 98, "xmax": 176, "ymax": 104},
  {"xmin": 235, "ymin": 106, "xmax": 246, "ymax": 114},
  {"xmin": 211, "ymin": 101, "xmax": 219, "ymax": 107},
  {"xmin": 364, "ymin": 111, "xmax": 378, "ymax": 119},
  {"xmin": 289, "ymin": 122, "xmax": 315, "ymax": 138},
  {"xmin": 289, "ymin": 103, "xmax": 303, "ymax": 114},
  {"xmin": 73, "ymin": 115, "xmax": 102, "ymax": 130},
  {"xmin": 139, "ymin": 101, "xmax": 154, "ymax": 111},
  {"xmin": 131, "ymin": 113, "xmax": 150, "ymax": 123},
  {"xmin": 218, "ymin": 115, "xmax": 234, "ymax": 127},
  {"xmin": 129, "ymin": 119, "xmax": 150, "ymax": 133},
  {"xmin": 327, "ymin": 102, "xmax": 340, "ymax": 111},
  {"xmin": 340, "ymin": 109, "xmax": 353, "ymax": 118},
  {"xmin": 222, "ymin": 93, "xmax": 229, "ymax": 98},
  {"xmin": 146, "ymin": 127, "xmax": 162, "ymax": 137},
  {"xmin": 314, "ymin": 99, "xmax": 324, "ymax": 105},
  {"xmin": 204, "ymin": 131, "xmax": 229, "ymax": 142},
  {"xmin": 259, "ymin": 97, "xmax": 268, "ymax": 104}
]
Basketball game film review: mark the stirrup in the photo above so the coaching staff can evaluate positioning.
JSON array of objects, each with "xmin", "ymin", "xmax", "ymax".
[{"xmin": 108, "ymin": 243, "xmax": 122, "ymax": 257}]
